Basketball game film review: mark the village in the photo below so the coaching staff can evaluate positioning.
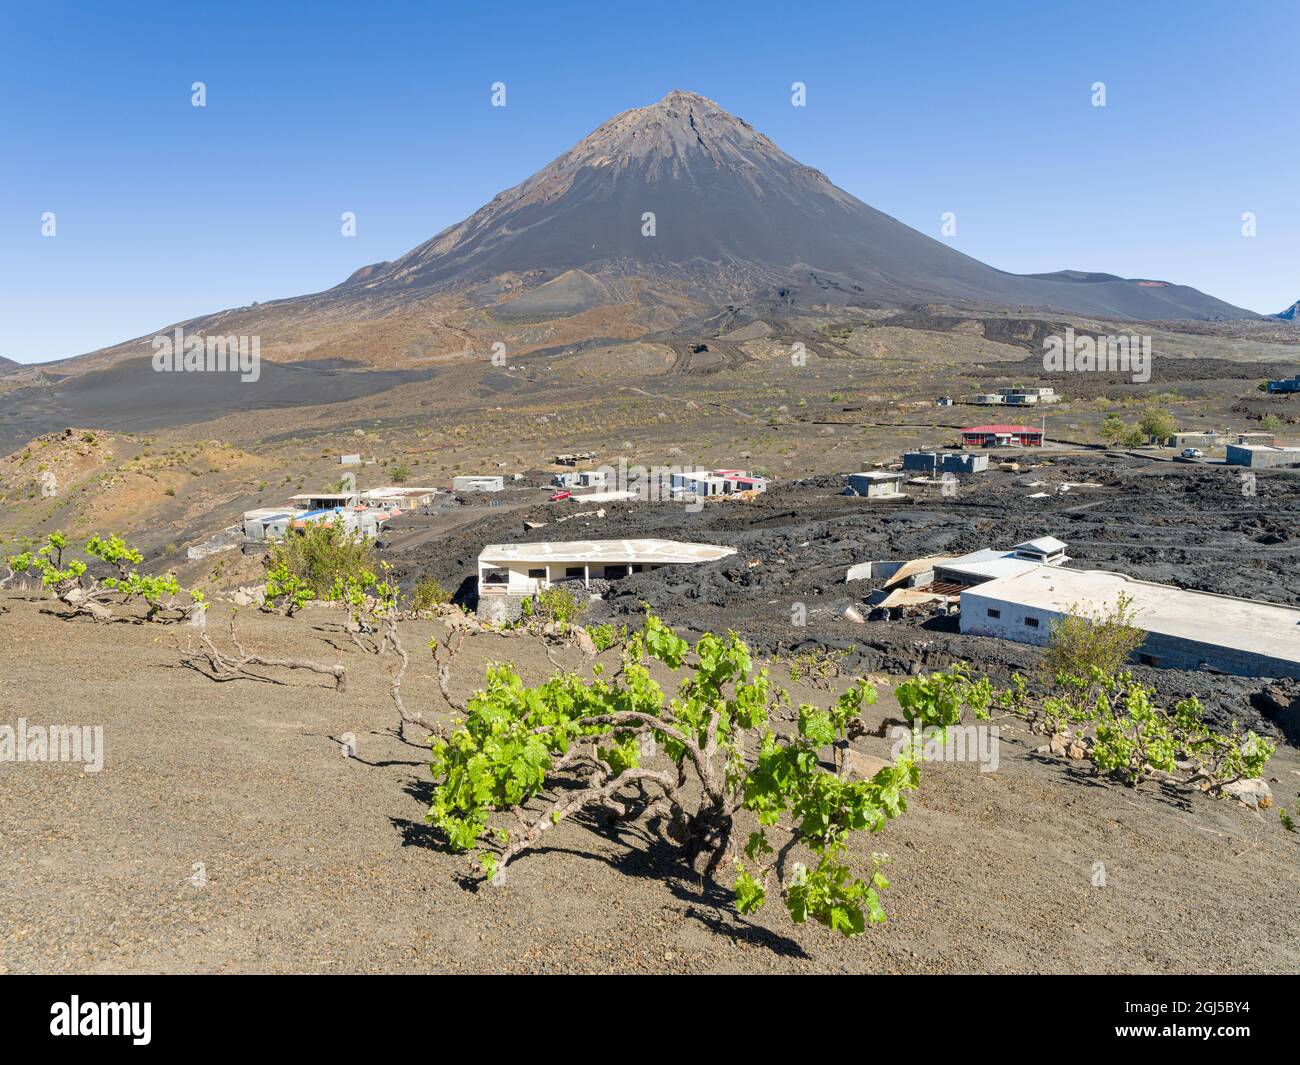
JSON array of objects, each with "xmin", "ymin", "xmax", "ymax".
[{"xmin": 213, "ymin": 375, "xmax": 1300, "ymax": 696}]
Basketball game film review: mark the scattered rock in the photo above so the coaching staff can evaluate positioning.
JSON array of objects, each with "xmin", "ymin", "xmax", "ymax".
[
  {"xmin": 230, "ymin": 585, "xmax": 265, "ymax": 607},
  {"xmin": 1222, "ymin": 777, "xmax": 1272, "ymax": 810},
  {"xmin": 841, "ymin": 750, "xmax": 891, "ymax": 780}
]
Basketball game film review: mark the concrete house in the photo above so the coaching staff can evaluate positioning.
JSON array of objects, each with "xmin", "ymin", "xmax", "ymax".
[
  {"xmin": 845, "ymin": 471, "xmax": 907, "ymax": 499},
  {"xmin": 902, "ymin": 451, "xmax": 989, "ymax": 474},
  {"xmin": 902, "ymin": 451, "xmax": 944, "ymax": 473},
  {"xmin": 862, "ymin": 538, "xmax": 1068, "ymax": 611},
  {"xmin": 960, "ymin": 424, "xmax": 1044, "ymax": 448},
  {"xmin": 1168, "ymin": 431, "xmax": 1224, "ymax": 450},
  {"xmin": 960, "ymin": 566, "xmax": 1300, "ymax": 679},
  {"xmin": 1226, "ymin": 444, "xmax": 1300, "ymax": 468},
  {"xmin": 242, "ymin": 508, "xmax": 296, "ymax": 543},
  {"xmin": 669, "ymin": 469, "xmax": 766, "ymax": 499},
  {"xmin": 244, "ymin": 505, "xmax": 390, "ymax": 544},
  {"xmin": 553, "ymin": 468, "xmax": 610, "ymax": 490},
  {"xmin": 972, "ymin": 388, "xmax": 1056, "ymax": 406},
  {"xmin": 358, "ymin": 486, "xmax": 437, "ymax": 510},
  {"xmin": 289, "ymin": 492, "xmax": 358, "ymax": 511},
  {"xmin": 476, "ymin": 539, "xmax": 736, "ymax": 621},
  {"xmin": 999, "ymin": 387, "xmax": 1057, "ymax": 405},
  {"xmin": 453, "ymin": 475, "xmax": 505, "ymax": 493}
]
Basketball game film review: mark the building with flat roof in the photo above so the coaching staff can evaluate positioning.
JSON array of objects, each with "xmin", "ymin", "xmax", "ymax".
[
  {"xmin": 453, "ymin": 475, "xmax": 505, "ymax": 493},
  {"xmin": 1226, "ymin": 444, "xmax": 1300, "ymax": 469},
  {"xmin": 900, "ymin": 451, "xmax": 990, "ymax": 474},
  {"xmin": 358, "ymin": 486, "xmax": 437, "ymax": 510},
  {"xmin": 867, "ymin": 538, "xmax": 1068, "ymax": 610},
  {"xmin": 960, "ymin": 565, "xmax": 1300, "ymax": 678},
  {"xmin": 972, "ymin": 388, "xmax": 1057, "ymax": 406},
  {"xmin": 242, "ymin": 509, "xmax": 296, "ymax": 543},
  {"xmin": 1168, "ymin": 430, "xmax": 1225, "ymax": 449},
  {"xmin": 669, "ymin": 469, "xmax": 767, "ymax": 499},
  {"xmin": 845, "ymin": 471, "xmax": 907, "ymax": 499},
  {"xmin": 289, "ymin": 492, "xmax": 358, "ymax": 511},
  {"xmin": 960, "ymin": 424, "xmax": 1043, "ymax": 448},
  {"xmin": 477, "ymin": 538, "xmax": 736, "ymax": 620}
]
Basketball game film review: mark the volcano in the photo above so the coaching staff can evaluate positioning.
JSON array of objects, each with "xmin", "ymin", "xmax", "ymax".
[
  {"xmin": 36, "ymin": 89, "xmax": 1261, "ymax": 386},
  {"xmin": 335, "ymin": 89, "xmax": 1254, "ymax": 322}
]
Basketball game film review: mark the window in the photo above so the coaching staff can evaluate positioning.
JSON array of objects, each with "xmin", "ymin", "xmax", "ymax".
[
  {"xmin": 482, "ymin": 568, "xmax": 509, "ymax": 585},
  {"xmin": 986, "ymin": 608, "xmax": 1001, "ymax": 619},
  {"xmin": 1138, "ymin": 653, "xmax": 1159, "ymax": 667},
  {"xmin": 528, "ymin": 568, "xmax": 546, "ymax": 580},
  {"xmin": 1023, "ymin": 616, "xmax": 1040, "ymax": 629},
  {"xmin": 604, "ymin": 565, "xmax": 630, "ymax": 579},
  {"xmin": 565, "ymin": 566, "xmax": 585, "ymax": 579}
]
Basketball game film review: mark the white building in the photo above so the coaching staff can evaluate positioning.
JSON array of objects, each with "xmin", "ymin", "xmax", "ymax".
[
  {"xmin": 844, "ymin": 471, "xmax": 907, "ymax": 499},
  {"xmin": 960, "ymin": 565, "xmax": 1300, "ymax": 679},
  {"xmin": 357, "ymin": 486, "xmax": 437, "ymax": 510},
  {"xmin": 669, "ymin": 469, "xmax": 767, "ymax": 499},
  {"xmin": 242, "ymin": 508, "xmax": 296, "ymax": 543},
  {"xmin": 453, "ymin": 475, "xmax": 505, "ymax": 493},
  {"xmin": 972, "ymin": 387, "xmax": 1057, "ymax": 406},
  {"xmin": 477, "ymin": 538, "xmax": 736, "ymax": 614},
  {"xmin": 289, "ymin": 492, "xmax": 358, "ymax": 511},
  {"xmin": 871, "ymin": 537, "xmax": 1068, "ymax": 611},
  {"xmin": 243, "ymin": 505, "xmax": 392, "ymax": 543}
]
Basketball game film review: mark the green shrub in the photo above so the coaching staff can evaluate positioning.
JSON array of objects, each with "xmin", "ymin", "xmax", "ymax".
[
  {"xmin": 523, "ymin": 586, "xmax": 587, "ymax": 628},
  {"xmin": 586, "ymin": 622, "xmax": 626, "ymax": 652},
  {"xmin": 1042, "ymin": 593, "xmax": 1145, "ymax": 684},
  {"xmin": 410, "ymin": 576, "xmax": 451, "ymax": 612},
  {"xmin": 266, "ymin": 518, "xmax": 374, "ymax": 598},
  {"xmin": 426, "ymin": 612, "xmax": 942, "ymax": 936}
]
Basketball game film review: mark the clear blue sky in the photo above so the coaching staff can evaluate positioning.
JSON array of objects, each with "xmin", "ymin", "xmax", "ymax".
[{"xmin": 2, "ymin": 0, "xmax": 1295, "ymax": 363}]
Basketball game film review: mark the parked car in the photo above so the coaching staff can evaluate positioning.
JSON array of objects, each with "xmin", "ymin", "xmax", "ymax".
[
  {"xmin": 1181, "ymin": 447, "xmax": 1204, "ymax": 459},
  {"xmin": 548, "ymin": 490, "xmax": 573, "ymax": 502}
]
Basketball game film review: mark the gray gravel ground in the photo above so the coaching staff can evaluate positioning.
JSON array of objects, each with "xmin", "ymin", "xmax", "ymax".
[{"xmin": 1, "ymin": 595, "xmax": 1296, "ymax": 974}]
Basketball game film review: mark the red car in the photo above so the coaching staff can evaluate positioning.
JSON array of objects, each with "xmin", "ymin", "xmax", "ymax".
[{"xmin": 549, "ymin": 490, "xmax": 572, "ymax": 502}]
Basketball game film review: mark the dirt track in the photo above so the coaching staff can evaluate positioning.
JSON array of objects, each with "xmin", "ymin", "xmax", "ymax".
[{"xmin": 1, "ymin": 595, "xmax": 1296, "ymax": 974}]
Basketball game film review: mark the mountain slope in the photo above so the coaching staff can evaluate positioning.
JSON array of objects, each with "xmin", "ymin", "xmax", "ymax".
[
  {"xmin": 47, "ymin": 89, "xmax": 1261, "ymax": 382},
  {"xmin": 337, "ymin": 90, "xmax": 1256, "ymax": 322}
]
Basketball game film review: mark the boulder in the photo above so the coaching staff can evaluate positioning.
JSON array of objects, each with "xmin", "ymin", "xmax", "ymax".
[
  {"xmin": 841, "ymin": 749, "xmax": 892, "ymax": 781},
  {"xmin": 1222, "ymin": 778, "xmax": 1272, "ymax": 810}
]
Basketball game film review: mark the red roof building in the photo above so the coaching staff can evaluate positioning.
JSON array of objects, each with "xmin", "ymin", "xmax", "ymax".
[{"xmin": 960, "ymin": 424, "xmax": 1044, "ymax": 448}]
